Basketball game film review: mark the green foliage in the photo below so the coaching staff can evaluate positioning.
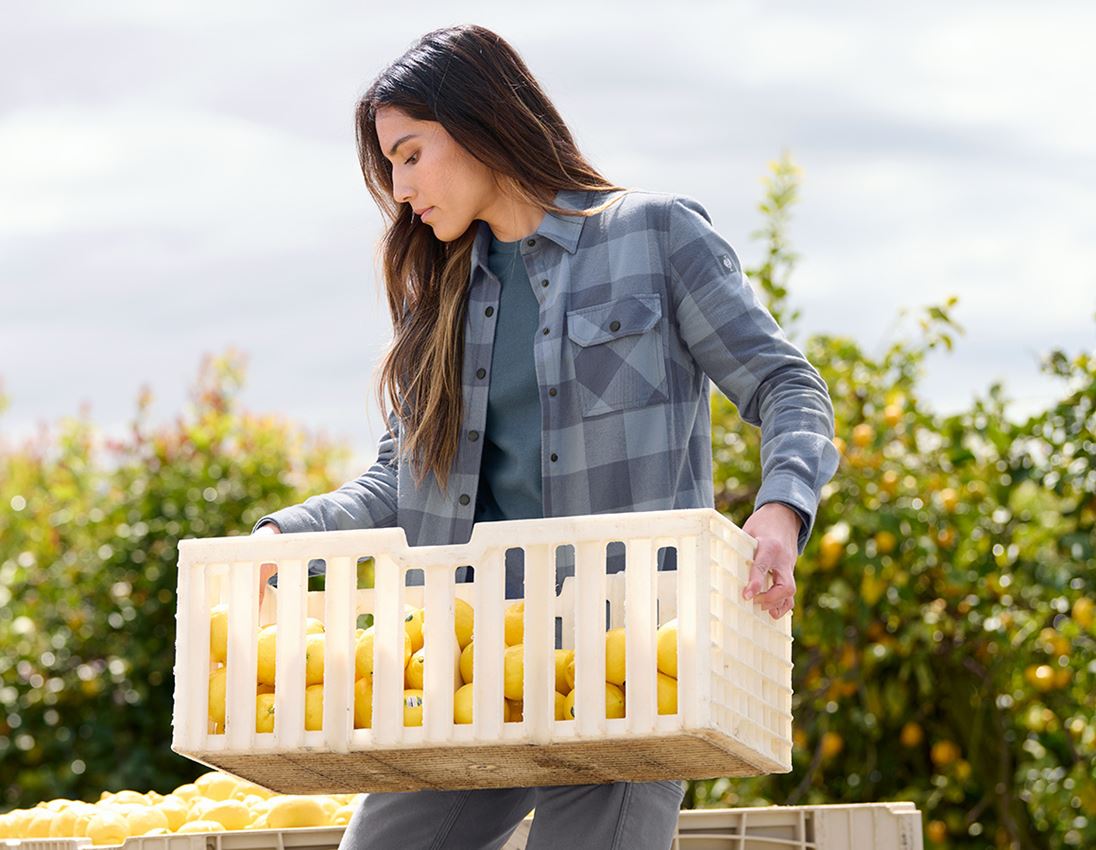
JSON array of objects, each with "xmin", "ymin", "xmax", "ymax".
[
  {"xmin": 0, "ymin": 349, "xmax": 347, "ymax": 804},
  {"xmin": 692, "ymin": 154, "xmax": 1096, "ymax": 850}
]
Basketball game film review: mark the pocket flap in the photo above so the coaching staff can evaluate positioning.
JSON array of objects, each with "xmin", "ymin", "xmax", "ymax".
[{"xmin": 566, "ymin": 293, "xmax": 662, "ymax": 347}]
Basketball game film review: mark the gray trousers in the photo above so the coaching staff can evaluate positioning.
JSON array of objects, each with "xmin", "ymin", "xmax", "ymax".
[{"xmin": 339, "ymin": 780, "xmax": 686, "ymax": 850}]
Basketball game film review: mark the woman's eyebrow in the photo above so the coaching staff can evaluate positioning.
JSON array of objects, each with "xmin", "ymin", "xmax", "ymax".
[{"xmin": 388, "ymin": 134, "xmax": 420, "ymax": 157}]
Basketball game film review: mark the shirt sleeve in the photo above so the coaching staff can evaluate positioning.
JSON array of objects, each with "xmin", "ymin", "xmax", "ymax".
[
  {"xmin": 250, "ymin": 408, "xmax": 401, "ymax": 535},
  {"xmin": 665, "ymin": 193, "xmax": 840, "ymax": 556}
]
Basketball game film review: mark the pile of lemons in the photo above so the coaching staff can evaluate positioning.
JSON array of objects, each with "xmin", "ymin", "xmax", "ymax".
[
  {"xmin": 0, "ymin": 770, "xmax": 364, "ymax": 845},
  {"xmin": 207, "ymin": 599, "xmax": 680, "ymax": 732}
]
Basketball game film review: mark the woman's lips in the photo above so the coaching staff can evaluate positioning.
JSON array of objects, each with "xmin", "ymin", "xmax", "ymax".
[{"xmin": 421, "ymin": 207, "xmax": 435, "ymax": 220}]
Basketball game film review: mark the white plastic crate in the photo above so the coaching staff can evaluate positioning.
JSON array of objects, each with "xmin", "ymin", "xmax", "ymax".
[
  {"xmin": 2, "ymin": 803, "xmax": 924, "ymax": 850},
  {"xmin": 170, "ymin": 508, "xmax": 793, "ymax": 792}
]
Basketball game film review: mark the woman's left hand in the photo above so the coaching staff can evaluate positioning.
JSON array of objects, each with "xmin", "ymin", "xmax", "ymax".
[{"xmin": 740, "ymin": 503, "xmax": 801, "ymax": 619}]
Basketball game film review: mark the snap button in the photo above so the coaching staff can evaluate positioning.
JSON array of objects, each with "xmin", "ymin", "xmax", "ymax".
[
  {"xmin": 548, "ymin": 387, "xmax": 557, "ymax": 397},
  {"xmin": 542, "ymin": 327, "xmax": 549, "ymax": 335},
  {"xmin": 541, "ymin": 279, "xmax": 549, "ymax": 287},
  {"xmin": 550, "ymin": 453, "xmax": 558, "ymax": 462},
  {"xmin": 485, "ymin": 306, "xmax": 494, "ymax": 317},
  {"xmin": 526, "ymin": 239, "xmax": 536, "ymax": 247},
  {"xmin": 609, "ymin": 319, "xmax": 621, "ymax": 332},
  {"xmin": 476, "ymin": 367, "xmax": 486, "ymax": 379},
  {"xmin": 469, "ymin": 430, "xmax": 479, "ymax": 442},
  {"xmin": 459, "ymin": 494, "xmax": 470, "ymax": 506}
]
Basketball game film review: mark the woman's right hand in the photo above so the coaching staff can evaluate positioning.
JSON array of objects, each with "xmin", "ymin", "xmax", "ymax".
[{"xmin": 254, "ymin": 522, "xmax": 281, "ymax": 609}]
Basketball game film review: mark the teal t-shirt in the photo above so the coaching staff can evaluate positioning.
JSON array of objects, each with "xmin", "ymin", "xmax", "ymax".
[{"xmin": 474, "ymin": 233, "xmax": 544, "ymax": 523}]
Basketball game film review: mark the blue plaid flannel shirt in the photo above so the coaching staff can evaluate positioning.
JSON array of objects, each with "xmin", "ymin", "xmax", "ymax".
[{"xmin": 254, "ymin": 187, "xmax": 839, "ymax": 566}]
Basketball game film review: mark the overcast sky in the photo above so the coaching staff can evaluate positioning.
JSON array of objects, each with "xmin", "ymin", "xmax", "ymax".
[{"xmin": 2, "ymin": 2, "xmax": 1093, "ymax": 478}]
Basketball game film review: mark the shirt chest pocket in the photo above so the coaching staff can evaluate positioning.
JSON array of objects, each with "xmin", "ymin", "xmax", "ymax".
[{"xmin": 565, "ymin": 293, "xmax": 668, "ymax": 418}]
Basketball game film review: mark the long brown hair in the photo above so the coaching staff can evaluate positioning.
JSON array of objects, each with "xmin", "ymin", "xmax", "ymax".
[{"xmin": 355, "ymin": 24, "xmax": 630, "ymax": 493}]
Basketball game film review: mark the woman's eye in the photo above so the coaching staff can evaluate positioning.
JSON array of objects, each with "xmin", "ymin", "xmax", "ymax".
[{"xmin": 405, "ymin": 153, "xmax": 418, "ymax": 165}]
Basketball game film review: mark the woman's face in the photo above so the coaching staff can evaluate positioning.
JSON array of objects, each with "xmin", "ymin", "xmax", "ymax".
[{"xmin": 375, "ymin": 106, "xmax": 497, "ymax": 242}]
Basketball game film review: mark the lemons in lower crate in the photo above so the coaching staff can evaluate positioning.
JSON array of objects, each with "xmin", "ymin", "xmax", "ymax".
[
  {"xmin": 405, "ymin": 647, "xmax": 425, "ymax": 689},
  {"xmin": 305, "ymin": 683, "xmax": 324, "ymax": 730},
  {"xmin": 403, "ymin": 689, "xmax": 424, "ymax": 726},
  {"xmin": 354, "ymin": 677, "xmax": 373, "ymax": 728},
  {"xmin": 332, "ymin": 804, "xmax": 356, "ymax": 826},
  {"xmin": 604, "ymin": 628, "xmax": 626, "ymax": 685},
  {"xmin": 86, "ymin": 810, "xmax": 130, "ymax": 845},
  {"xmin": 267, "ymin": 796, "xmax": 328, "ymax": 829},
  {"xmin": 178, "ymin": 820, "xmax": 226, "ymax": 833},
  {"xmin": 305, "ymin": 617, "xmax": 325, "ymax": 634},
  {"xmin": 657, "ymin": 672, "xmax": 678, "ymax": 715},
  {"xmin": 554, "ymin": 649, "xmax": 573, "ymax": 694},
  {"xmin": 503, "ymin": 644, "xmax": 524, "ymax": 701},
  {"xmin": 657, "ymin": 619, "xmax": 678, "ymax": 678},
  {"xmin": 122, "ymin": 804, "xmax": 169, "ymax": 836},
  {"xmin": 256, "ymin": 693, "xmax": 276, "ymax": 733},
  {"xmin": 203, "ymin": 799, "xmax": 251, "ymax": 831},
  {"xmin": 173, "ymin": 783, "xmax": 200, "ymax": 802},
  {"xmin": 210, "ymin": 603, "xmax": 229, "ymax": 663},
  {"xmin": 208, "ymin": 666, "xmax": 227, "ymax": 725},
  {"xmin": 555, "ymin": 690, "xmax": 567, "ymax": 720},
  {"xmin": 565, "ymin": 655, "xmax": 575, "ymax": 691},
  {"xmin": 156, "ymin": 796, "xmax": 189, "ymax": 830},
  {"xmin": 404, "ymin": 607, "xmax": 425, "ymax": 653},
  {"xmin": 305, "ymin": 632, "xmax": 325, "ymax": 685},
  {"xmin": 195, "ymin": 770, "xmax": 239, "ymax": 802},
  {"xmin": 504, "ymin": 601, "xmax": 524, "ymax": 646}
]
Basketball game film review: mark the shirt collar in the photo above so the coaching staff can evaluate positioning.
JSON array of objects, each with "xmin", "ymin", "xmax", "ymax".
[{"xmin": 470, "ymin": 187, "xmax": 597, "ymax": 273}]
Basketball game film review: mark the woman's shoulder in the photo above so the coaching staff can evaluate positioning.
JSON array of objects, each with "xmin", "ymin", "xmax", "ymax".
[{"xmin": 583, "ymin": 186, "xmax": 710, "ymax": 234}]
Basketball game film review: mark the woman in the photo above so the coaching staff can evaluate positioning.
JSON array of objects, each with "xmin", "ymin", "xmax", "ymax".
[{"xmin": 252, "ymin": 23, "xmax": 839, "ymax": 850}]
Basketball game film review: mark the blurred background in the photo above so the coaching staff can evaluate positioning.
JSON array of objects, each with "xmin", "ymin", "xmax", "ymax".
[{"xmin": 2, "ymin": 4, "xmax": 1094, "ymax": 850}]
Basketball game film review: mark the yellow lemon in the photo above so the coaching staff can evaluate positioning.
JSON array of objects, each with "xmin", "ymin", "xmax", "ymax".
[
  {"xmin": 194, "ymin": 771, "xmax": 238, "ymax": 802},
  {"xmin": 460, "ymin": 641, "xmax": 475, "ymax": 684},
  {"xmin": 503, "ymin": 644, "xmax": 524, "ymax": 701},
  {"xmin": 405, "ymin": 647, "xmax": 426, "ymax": 690},
  {"xmin": 111, "ymin": 791, "xmax": 147, "ymax": 806},
  {"xmin": 256, "ymin": 626, "xmax": 278, "ymax": 686},
  {"xmin": 454, "ymin": 598, "xmax": 475, "ymax": 649},
  {"xmin": 554, "ymin": 649, "xmax": 573, "ymax": 694},
  {"xmin": 178, "ymin": 820, "xmax": 226, "ymax": 833},
  {"xmin": 403, "ymin": 689, "xmax": 424, "ymax": 726},
  {"xmin": 48, "ymin": 805, "xmax": 88, "ymax": 838},
  {"xmin": 657, "ymin": 672, "xmax": 677, "ymax": 715},
  {"xmin": 404, "ymin": 608, "xmax": 425, "ymax": 653},
  {"xmin": 554, "ymin": 691, "xmax": 567, "ymax": 720},
  {"xmin": 454, "ymin": 683, "xmax": 474, "ymax": 724},
  {"xmin": 208, "ymin": 666, "xmax": 227, "ymax": 725},
  {"xmin": 142, "ymin": 827, "xmax": 171, "ymax": 837},
  {"xmin": 605, "ymin": 628, "xmax": 626, "ymax": 685},
  {"xmin": 561, "ymin": 683, "xmax": 625, "ymax": 719},
  {"xmin": 24, "ymin": 810, "xmax": 53, "ymax": 838},
  {"xmin": 256, "ymin": 693, "xmax": 276, "ymax": 733},
  {"xmin": 210, "ymin": 603, "xmax": 229, "ymax": 664},
  {"xmin": 267, "ymin": 796, "xmax": 327, "ymax": 829},
  {"xmin": 332, "ymin": 805, "xmax": 356, "ymax": 826},
  {"xmin": 504, "ymin": 602, "xmax": 524, "ymax": 646},
  {"xmin": 156, "ymin": 796, "xmax": 188, "ymax": 831},
  {"xmin": 605, "ymin": 682, "xmax": 625, "ymax": 719},
  {"xmin": 203, "ymin": 799, "xmax": 250, "ymax": 831},
  {"xmin": 305, "ymin": 633, "xmax": 325, "ymax": 685},
  {"xmin": 172, "ymin": 783, "xmax": 199, "ymax": 802},
  {"xmin": 354, "ymin": 677, "xmax": 373, "ymax": 729},
  {"xmin": 565, "ymin": 655, "xmax": 575, "ymax": 691},
  {"xmin": 562, "ymin": 689, "xmax": 576, "ymax": 720},
  {"xmin": 305, "ymin": 617, "xmax": 325, "ymax": 634},
  {"xmin": 305, "ymin": 683, "xmax": 324, "ymax": 731},
  {"xmin": 121, "ymin": 804, "xmax": 169, "ymax": 837},
  {"xmin": 656, "ymin": 620, "xmax": 678, "ymax": 678},
  {"xmin": 86, "ymin": 810, "xmax": 130, "ymax": 846},
  {"xmin": 356, "ymin": 626, "xmax": 412, "ymax": 679}
]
